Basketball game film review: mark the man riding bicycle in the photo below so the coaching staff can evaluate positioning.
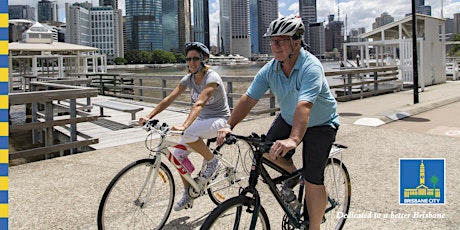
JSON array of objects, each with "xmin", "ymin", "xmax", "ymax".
[{"xmin": 217, "ymin": 16, "xmax": 339, "ymax": 230}]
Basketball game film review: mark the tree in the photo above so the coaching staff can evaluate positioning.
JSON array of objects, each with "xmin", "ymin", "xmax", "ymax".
[
  {"xmin": 152, "ymin": 50, "xmax": 176, "ymax": 63},
  {"xmin": 113, "ymin": 57, "xmax": 127, "ymax": 65},
  {"xmin": 447, "ymin": 34, "xmax": 460, "ymax": 57},
  {"xmin": 124, "ymin": 50, "xmax": 141, "ymax": 64},
  {"xmin": 174, "ymin": 53, "xmax": 186, "ymax": 63},
  {"xmin": 139, "ymin": 51, "xmax": 152, "ymax": 64}
]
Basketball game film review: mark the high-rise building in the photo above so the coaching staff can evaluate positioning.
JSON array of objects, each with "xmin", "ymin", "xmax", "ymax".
[
  {"xmin": 193, "ymin": 0, "xmax": 210, "ymax": 48},
  {"xmin": 38, "ymin": 0, "xmax": 59, "ymax": 22},
  {"xmin": 8, "ymin": 5, "xmax": 36, "ymax": 21},
  {"xmin": 99, "ymin": 0, "xmax": 119, "ymax": 10},
  {"xmin": 309, "ymin": 22, "xmax": 325, "ymax": 57},
  {"xmin": 406, "ymin": 0, "xmax": 431, "ymax": 17},
  {"xmin": 178, "ymin": 0, "xmax": 191, "ymax": 50},
  {"xmin": 91, "ymin": 6, "xmax": 124, "ymax": 60},
  {"xmin": 163, "ymin": 0, "xmax": 179, "ymax": 52},
  {"xmin": 219, "ymin": 0, "xmax": 231, "ymax": 54},
  {"xmin": 348, "ymin": 27, "xmax": 366, "ymax": 43},
  {"xmin": 454, "ymin": 13, "xmax": 460, "ymax": 35},
  {"xmin": 300, "ymin": 0, "xmax": 322, "ymax": 57},
  {"xmin": 372, "ymin": 12, "xmax": 394, "ymax": 29},
  {"xmin": 231, "ymin": 0, "xmax": 251, "ymax": 57},
  {"xmin": 299, "ymin": 0, "xmax": 317, "ymax": 24},
  {"xmin": 65, "ymin": 2, "xmax": 91, "ymax": 47},
  {"xmin": 249, "ymin": 0, "xmax": 277, "ymax": 55},
  {"xmin": 125, "ymin": 0, "xmax": 163, "ymax": 51},
  {"xmin": 325, "ymin": 14, "xmax": 343, "ymax": 53}
]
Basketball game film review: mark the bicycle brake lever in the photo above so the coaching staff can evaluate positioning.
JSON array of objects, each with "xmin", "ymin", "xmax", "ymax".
[{"xmin": 225, "ymin": 134, "xmax": 237, "ymax": 144}]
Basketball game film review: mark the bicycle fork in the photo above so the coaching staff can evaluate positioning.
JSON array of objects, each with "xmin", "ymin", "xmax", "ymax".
[{"xmin": 135, "ymin": 156, "xmax": 163, "ymax": 208}]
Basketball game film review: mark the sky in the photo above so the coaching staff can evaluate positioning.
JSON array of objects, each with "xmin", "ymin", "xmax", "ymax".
[{"xmin": 9, "ymin": 0, "xmax": 460, "ymax": 46}]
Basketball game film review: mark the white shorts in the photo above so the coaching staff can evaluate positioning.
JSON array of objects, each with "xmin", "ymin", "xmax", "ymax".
[{"xmin": 179, "ymin": 117, "xmax": 228, "ymax": 144}]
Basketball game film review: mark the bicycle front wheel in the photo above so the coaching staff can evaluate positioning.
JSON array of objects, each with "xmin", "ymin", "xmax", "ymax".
[
  {"xmin": 201, "ymin": 196, "xmax": 270, "ymax": 230},
  {"xmin": 97, "ymin": 158, "xmax": 175, "ymax": 230},
  {"xmin": 208, "ymin": 139, "xmax": 253, "ymax": 204},
  {"xmin": 322, "ymin": 158, "xmax": 351, "ymax": 230}
]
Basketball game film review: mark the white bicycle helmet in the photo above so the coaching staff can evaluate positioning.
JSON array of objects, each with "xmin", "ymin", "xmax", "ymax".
[
  {"xmin": 185, "ymin": 42, "xmax": 210, "ymax": 59},
  {"xmin": 263, "ymin": 16, "xmax": 305, "ymax": 39}
]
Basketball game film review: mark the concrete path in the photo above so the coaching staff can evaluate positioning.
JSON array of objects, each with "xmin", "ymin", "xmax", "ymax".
[{"xmin": 9, "ymin": 81, "xmax": 460, "ymax": 229}]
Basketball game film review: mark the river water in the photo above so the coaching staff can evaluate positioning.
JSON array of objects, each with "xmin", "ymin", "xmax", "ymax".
[{"xmin": 108, "ymin": 61, "xmax": 341, "ymax": 78}]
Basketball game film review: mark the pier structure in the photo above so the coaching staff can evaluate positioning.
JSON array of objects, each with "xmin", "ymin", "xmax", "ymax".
[
  {"xmin": 343, "ymin": 14, "xmax": 447, "ymax": 90},
  {"xmin": 8, "ymin": 21, "xmax": 107, "ymax": 92}
]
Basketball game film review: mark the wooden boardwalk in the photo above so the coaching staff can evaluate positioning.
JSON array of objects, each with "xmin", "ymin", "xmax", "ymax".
[{"xmin": 71, "ymin": 96, "xmax": 189, "ymax": 150}]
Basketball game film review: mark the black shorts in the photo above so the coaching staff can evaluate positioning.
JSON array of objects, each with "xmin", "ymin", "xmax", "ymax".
[{"xmin": 265, "ymin": 114, "xmax": 338, "ymax": 185}]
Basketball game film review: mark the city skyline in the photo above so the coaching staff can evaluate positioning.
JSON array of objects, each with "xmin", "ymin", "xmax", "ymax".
[{"xmin": 8, "ymin": 0, "xmax": 460, "ymax": 46}]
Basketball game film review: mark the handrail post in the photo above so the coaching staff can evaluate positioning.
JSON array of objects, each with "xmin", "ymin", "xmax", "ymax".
[
  {"xmin": 139, "ymin": 79, "xmax": 143, "ymax": 100},
  {"xmin": 227, "ymin": 81, "xmax": 233, "ymax": 109},
  {"xmin": 373, "ymin": 71, "xmax": 378, "ymax": 95},
  {"xmin": 162, "ymin": 79, "xmax": 167, "ymax": 98},
  {"xmin": 44, "ymin": 101, "xmax": 54, "ymax": 159},
  {"xmin": 69, "ymin": 99, "xmax": 77, "ymax": 155},
  {"xmin": 347, "ymin": 74, "xmax": 352, "ymax": 96}
]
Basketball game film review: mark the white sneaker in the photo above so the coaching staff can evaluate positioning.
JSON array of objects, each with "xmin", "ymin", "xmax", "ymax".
[
  {"xmin": 200, "ymin": 158, "xmax": 221, "ymax": 182},
  {"xmin": 173, "ymin": 191, "xmax": 193, "ymax": 211}
]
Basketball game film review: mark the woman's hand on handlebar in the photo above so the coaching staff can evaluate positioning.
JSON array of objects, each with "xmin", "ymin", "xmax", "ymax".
[
  {"xmin": 138, "ymin": 116, "xmax": 150, "ymax": 126},
  {"xmin": 217, "ymin": 127, "xmax": 232, "ymax": 146},
  {"xmin": 269, "ymin": 138, "xmax": 297, "ymax": 160},
  {"xmin": 171, "ymin": 125, "xmax": 185, "ymax": 131}
]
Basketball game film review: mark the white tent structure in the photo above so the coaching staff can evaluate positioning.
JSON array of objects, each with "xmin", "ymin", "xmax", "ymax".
[{"xmin": 8, "ymin": 21, "xmax": 106, "ymax": 92}]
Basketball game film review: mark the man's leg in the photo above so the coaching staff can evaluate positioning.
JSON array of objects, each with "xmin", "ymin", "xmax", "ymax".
[
  {"xmin": 302, "ymin": 125, "xmax": 337, "ymax": 230},
  {"xmin": 265, "ymin": 114, "xmax": 297, "ymax": 172},
  {"xmin": 305, "ymin": 182, "xmax": 327, "ymax": 230}
]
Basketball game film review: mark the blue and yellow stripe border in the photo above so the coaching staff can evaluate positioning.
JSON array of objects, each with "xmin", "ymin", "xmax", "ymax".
[{"xmin": 0, "ymin": 1, "xmax": 8, "ymax": 228}]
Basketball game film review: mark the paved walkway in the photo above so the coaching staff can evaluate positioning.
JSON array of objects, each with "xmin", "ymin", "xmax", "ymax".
[{"xmin": 9, "ymin": 81, "xmax": 460, "ymax": 229}]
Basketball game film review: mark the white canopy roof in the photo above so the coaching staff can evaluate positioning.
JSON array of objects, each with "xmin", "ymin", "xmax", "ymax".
[{"xmin": 9, "ymin": 42, "xmax": 99, "ymax": 52}]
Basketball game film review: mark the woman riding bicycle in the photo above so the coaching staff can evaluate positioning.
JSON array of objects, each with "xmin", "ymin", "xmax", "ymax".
[
  {"xmin": 217, "ymin": 16, "xmax": 340, "ymax": 230},
  {"xmin": 139, "ymin": 42, "xmax": 230, "ymax": 211}
]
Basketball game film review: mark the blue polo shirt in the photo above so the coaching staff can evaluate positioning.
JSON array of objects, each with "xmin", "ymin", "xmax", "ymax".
[{"xmin": 246, "ymin": 49, "xmax": 339, "ymax": 127}]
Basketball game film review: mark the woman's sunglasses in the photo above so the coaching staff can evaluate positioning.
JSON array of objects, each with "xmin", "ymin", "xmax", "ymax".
[{"xmin": 186, "ymin": 57, "xmax": 201, "ymax": 62}]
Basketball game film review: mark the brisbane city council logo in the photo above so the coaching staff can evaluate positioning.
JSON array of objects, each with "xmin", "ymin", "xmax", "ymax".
[{"xmin": 399, "ymin": 158, "xmax": 445, "ymax": 205}]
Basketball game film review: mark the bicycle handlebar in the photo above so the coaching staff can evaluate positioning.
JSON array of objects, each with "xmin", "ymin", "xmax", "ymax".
[
  {"xmin": 142, "ymin": 119, "xmax": 183, "ymax": 136},
  {"xmin": 226, "ymin": 133, "xmax": 273, "ymax": 153},
  {"xmin": 226, "ymin": 132, "xmax": 296, "ymax": 156}
]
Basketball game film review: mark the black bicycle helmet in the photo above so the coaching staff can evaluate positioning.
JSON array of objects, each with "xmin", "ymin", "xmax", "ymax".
[
  {"xmin": 185, "ymin": 42, "xmax": 210, "ymax": 59},
  {"xmin": 263, "ymin": 16, "xmax": 305, "ymax": 39}
]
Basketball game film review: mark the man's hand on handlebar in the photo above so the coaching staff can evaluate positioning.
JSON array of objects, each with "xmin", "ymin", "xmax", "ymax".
[{"xmin": 269, "ymin": 138, "xmax": 297, "ymax": 160}]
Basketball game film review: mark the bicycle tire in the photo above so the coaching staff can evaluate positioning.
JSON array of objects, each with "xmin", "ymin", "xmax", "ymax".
[
  {"xmin": 97, "ymin": 158, "xmax": 175, "ymax": 230},
  {"xmin": 208, "ymin": 140, "xmax": 253, "ymax": 204},
  {"xmin": 201, "ymin": 196, "xmax": 271, "ymax": 230},
  {"xmin": 321, "ymin": 158, "xmax": 351, "ymax": 230}
]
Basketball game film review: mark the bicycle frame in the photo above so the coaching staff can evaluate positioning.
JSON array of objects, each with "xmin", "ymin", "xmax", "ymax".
[
  {"xmin": 232, "ymin": 134, "xmax": 347, "ymax": 229},
  {"xmin": 144, "ymin": 124, "xmax": 242, "ymax": 200}
]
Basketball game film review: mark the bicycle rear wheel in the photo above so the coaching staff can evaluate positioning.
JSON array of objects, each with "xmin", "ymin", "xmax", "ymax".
[
  {"xmin": 201, "ymin": 196, "xmax": 270, "ymax": 230},
  {"xmin": 208, "ymin": 140, "xmax": 253, "ymax": 204},
  {"xmin": 322, "ymin": 158, "xmax": 351, "ymax": 230},
  {"xmin": 97, "ymin": 158, "xmax": 175, "ymax": 230}
]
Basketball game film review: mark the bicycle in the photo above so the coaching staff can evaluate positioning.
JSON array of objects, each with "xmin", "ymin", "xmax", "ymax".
[
  {"xmin": 97, "ymin": 119, "xmax": 253, "ymax": 229},
  {"xmin": 201, "ymin": 132, "xmax": 351, "ymax": 230}
]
